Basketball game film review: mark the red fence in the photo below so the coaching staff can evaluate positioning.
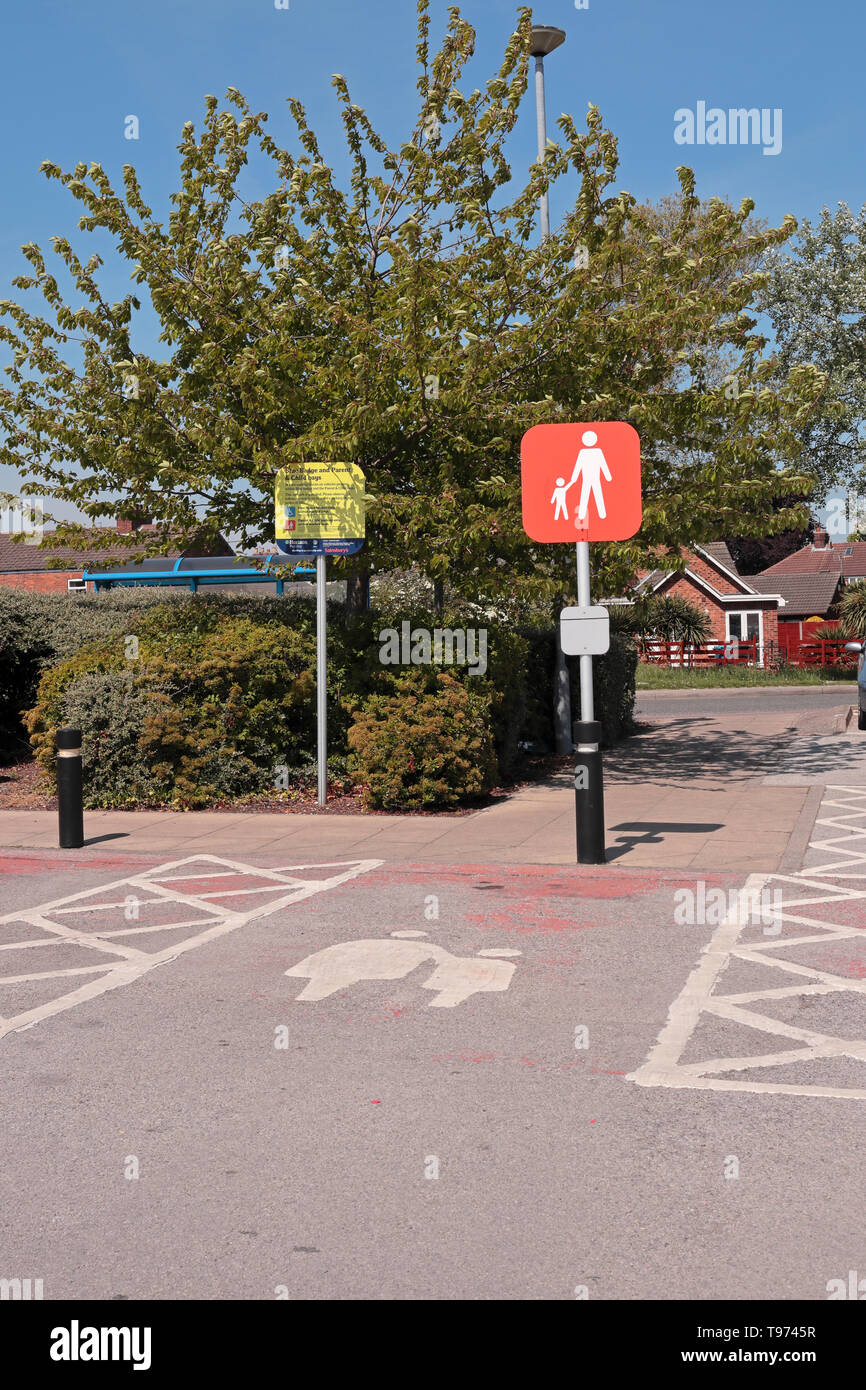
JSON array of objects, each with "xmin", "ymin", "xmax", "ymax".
[
  {"xmin": 784, "ymin": 640, "xmax": 858, "ymax": 668},
  {"xmin": 638, "ymin": 638, "xmax": 859, "ymax": 669},
  {"xmin": 638, "ymin": 639, "xmax": 758, "ymax": 667}
]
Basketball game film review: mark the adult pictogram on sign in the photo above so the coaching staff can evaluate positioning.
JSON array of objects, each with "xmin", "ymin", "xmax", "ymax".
[
  {"xmin": 550, "ymin": 430, "xmax": 615, "ymax": 524},
  {"xmin": 521, "ymin": 421, "xmax": 641, "ymax": 543},
  {"xmin": 569, "ymin": 430, "xmax": 612, "ymax": 523}
]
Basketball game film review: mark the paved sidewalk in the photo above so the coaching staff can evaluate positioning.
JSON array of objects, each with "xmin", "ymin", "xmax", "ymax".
[
  {"xmin": 2, "ymin": 701, "xmax": 862, "ymax": 871},
  {"xmin": 0, "ymin": 780, "xmax": 813, "ymax": 870}
]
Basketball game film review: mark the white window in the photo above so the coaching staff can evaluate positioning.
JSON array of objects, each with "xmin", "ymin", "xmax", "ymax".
[{"xmin": 726, "ymin": 610, "xmax": 764, "ymax": 663}]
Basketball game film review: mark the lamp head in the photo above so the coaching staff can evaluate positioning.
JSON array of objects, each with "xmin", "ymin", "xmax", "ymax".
[{"xmin": 530, "ymin": 25, "xmax": 566, "ymax": 57}]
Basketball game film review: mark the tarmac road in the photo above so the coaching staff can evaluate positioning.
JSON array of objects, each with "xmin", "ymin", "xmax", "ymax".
[
  {"xmin": 2, "ymin": 783, "xmax": 866, "ymax": 1301},
  {"xmin": 636, "ymin": 685, "xmax": 858, "ymax": 720}
]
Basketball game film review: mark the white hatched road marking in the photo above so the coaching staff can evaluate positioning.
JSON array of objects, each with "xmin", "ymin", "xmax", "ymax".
[
  {"xmin": 0, "ymin": 854, "xmax": 381, "ymax": 1043},
  {"xmin": 628, "ymin": 786, "xmax": 866, "ymax": 1100}
]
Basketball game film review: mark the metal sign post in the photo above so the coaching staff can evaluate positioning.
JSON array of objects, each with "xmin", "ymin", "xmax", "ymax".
[
  {"xmin": 274, "ymin": 462, "xmax": 366, "ymax": 810},
  {"xmin": 316, "ymin": 553, "xmax": 327, "ymax": 806},
  {"xmin": 572, "ymin": 544, "xmax": 604, "ymax": 863},
  {"xmin": 520, "ymin": 421, "xmax": 642, "ymax": 867},
  {"xmin": 576, "ymin": 541, "xmax": 595, "ymax": 721}
]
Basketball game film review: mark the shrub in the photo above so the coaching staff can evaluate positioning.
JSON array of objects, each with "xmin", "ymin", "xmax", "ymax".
[
  {"xmin": 0, "ymin": 586, "xmax": 182, "ymax": 761},
  {"xmin": 51, "ymin": 670, "xmax": 161, "ymax": 808},
  {"xmin": 365, "ymin": 605, "xmax": 532, "ymax": 777},
  {"xmin": 623, "ymin": 594, "xmax": 711, "ymax": 644},
  {"xmin": 516, "ymin": 624, "xmax": 556, "ymax": 752},
  {"xmin": 24, "ymin": 641, "xmax": 126, "ymax": 774},
  {"xmin": 591, "ymin": 632, "xmax": 639, "ymax": 744},
  {"xmin": 348, "ymin": 670, "xmax": 498, "ymax": 809},
  {"xmin": 833, "ymin": 581, "xmax": 866, "ymax": 641},
  {"xmin": 25, "ymin": 613, "xmax": 318, "ymax": 808},
  {"xmin": 19, "ymin": 589, "xmax": 638, "ymax": 809},
  {"xmin": 369, "ymin": 567, "xmax": 436, "ymax": 617}
]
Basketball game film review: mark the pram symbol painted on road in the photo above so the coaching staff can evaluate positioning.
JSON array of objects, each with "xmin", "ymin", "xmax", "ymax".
[{"xmin": 286, "ymin": 932, "xmax": 520, "ymax": 1008}]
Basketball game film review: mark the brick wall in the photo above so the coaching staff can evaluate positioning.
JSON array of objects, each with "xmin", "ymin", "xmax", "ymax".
[
  {"xmin": 0, "ymin": 571, "xmax": 84, "ymax": 593},
  {"xmin": 658, "ymin": 574, "xmax": 779, "ymax": 649},
  {"xmin": 662, "ymin": 574, "xmax": 728, "ymax": 640},
  {"xmin": 684, "ymin": 550, "xmax": 742, "ymax": 595}
]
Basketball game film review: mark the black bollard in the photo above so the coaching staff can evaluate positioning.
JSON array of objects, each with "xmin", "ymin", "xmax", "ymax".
[
  {"xmin": 573, "ymin": 719, "xmax": 606, "ymax": 865},
  {"xmin": 57, "ymin": 727, "xmax": 84, "ymax": 849}
]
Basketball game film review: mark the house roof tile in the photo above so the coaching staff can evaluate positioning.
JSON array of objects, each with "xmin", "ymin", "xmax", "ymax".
[
  {"xmin": 0, "ymin": 528, "xmax": 232, "ymax": 574},
  {"xmin": 746, "ymin": 569, "xmax": 841, "ymax": 616},
  {"xmin": 760, "ymin": 541, "xmax": 866, "ymax": 578}
]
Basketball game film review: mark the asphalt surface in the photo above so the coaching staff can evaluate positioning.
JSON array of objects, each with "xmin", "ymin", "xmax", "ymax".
[
  {"xmin": 635, "ymin": 686, "xmax": 858, "ymax": 719},
  {"xmin": 2, "ymin": 791, "xmax": 866, "ymax": 1300}
]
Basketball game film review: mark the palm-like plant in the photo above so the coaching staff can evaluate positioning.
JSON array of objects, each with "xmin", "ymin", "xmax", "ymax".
[
  {"xmin": 838, "ymin": 581, "xmax": 866, "ymax": 641},
  {"xmin": 625, "ymin": 594, "xmax": 711, "ymax": 644}
]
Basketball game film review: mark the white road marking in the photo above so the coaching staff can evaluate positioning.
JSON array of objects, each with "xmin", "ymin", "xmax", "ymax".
[
  {"xmin": 286, "ymin": 937, "xmax": 520, "ymax": 1009},
  {"xmin": 628, "ymin": 785, "xmax": 866, "ymax": 1100},
  {"xmin": 0, "ymin": 855, "xmax": 381, "ymax": 1044}
]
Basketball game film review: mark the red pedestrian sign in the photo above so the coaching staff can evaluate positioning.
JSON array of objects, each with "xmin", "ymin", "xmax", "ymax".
[{"xmin": 520, "ymin": 422, "xmax": 642, "ymax": 542}]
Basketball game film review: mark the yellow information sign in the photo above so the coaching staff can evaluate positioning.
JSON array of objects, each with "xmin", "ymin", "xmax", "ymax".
[{"xmin": 275, "ymin": 462, "xmax": 365, "ymax": 540}]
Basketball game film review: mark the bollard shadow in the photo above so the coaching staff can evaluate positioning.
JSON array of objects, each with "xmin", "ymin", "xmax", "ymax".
[
  {"xmin": 606, "ymin": 821, "xmax": 724, "ymax": 862},
  {"xmin": 82, "ymin": 833, "xmax": 129, "ymax": 847}
]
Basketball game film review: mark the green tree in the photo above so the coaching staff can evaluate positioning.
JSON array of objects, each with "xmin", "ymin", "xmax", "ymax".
[
  {"xmin": 724, "ymin": 489, "xmax": 814, "ymax": 573},
  {"xmin": 0, "ymin": 2, "xmax": 825, "ymax": 611},
  {"xmin": 759, "ymin": 202, "xmax": 866, "ymax": 502}
]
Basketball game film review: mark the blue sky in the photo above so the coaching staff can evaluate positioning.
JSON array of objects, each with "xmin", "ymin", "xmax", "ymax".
[{"xmin": 1, "ymin": 0, "xmax": 863, "ymax": 523}]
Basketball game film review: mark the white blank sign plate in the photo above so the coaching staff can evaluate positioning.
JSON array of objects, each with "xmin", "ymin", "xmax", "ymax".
[{"xmin": 560, "ymin": 605, "xmax": 610, "ymax": 656}]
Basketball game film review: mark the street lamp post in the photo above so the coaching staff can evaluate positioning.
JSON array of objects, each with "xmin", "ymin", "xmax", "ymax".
[
  {"xmin": 530, "ymin": 26, "xmax": 565, "ymax": 239},
  {"xmin": 530, "ymin": 24, "xmax": 573, "ymax": 755}
]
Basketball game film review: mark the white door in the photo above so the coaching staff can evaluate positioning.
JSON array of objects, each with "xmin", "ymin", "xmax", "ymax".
[{"xmin": 726, "ymin": 611, "xmax": 763, "ymax": 665}]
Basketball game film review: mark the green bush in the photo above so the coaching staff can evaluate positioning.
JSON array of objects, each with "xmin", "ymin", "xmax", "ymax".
[
  {"xmin": 25, "ymin": 612, "xmax": 318, "ymax": 808},
  {"xmin": 348, "ymin": 670, "xmax": 498, "ymax": 809},
  {"xmin": 18, "ymin": 589, "xmax": 638, "ymax": 809},
  {"xmin": 839, "ymin": 581, "xmax": 866, "ymax": 641},
  {"xmin": 590, "ymin": 632, "xmax": 639, "ymax": 744},
  {"xmin": 50, "ymin": 670, "xmax": 162, "ymax": 808},
  {"xmin": 620, "ymin": 594, "xmax": 711, "ymax": 644},
  {"xmin": 366, "ymin": 606, "xmax": 532, "ymax": 777},
  {"xmin": 0, "ymin": 586, "xmax": 182, "ymax": 761}
]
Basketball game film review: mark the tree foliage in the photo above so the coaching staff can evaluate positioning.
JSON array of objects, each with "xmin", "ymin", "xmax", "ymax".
[
  {"xmin": 759, "ymin": 202, "xmax": 866, "ymax": 502},
  {"xmin": 0, "ymin": 1, "xmax": 826, "ymax": 602}
]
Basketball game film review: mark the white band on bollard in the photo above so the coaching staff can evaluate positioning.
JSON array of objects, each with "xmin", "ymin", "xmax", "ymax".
[{"xmin": 57, "ymin": 749, "xmax": 80, "ymax": 758}]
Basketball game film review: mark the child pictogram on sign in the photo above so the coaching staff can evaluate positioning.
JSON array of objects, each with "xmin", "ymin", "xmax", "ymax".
[{"xmin": 551, "ymin": 477, "xmax": 570, "ymax": 521}]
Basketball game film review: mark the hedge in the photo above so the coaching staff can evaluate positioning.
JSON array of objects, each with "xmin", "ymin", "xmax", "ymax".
[
  {"xmin": 17, "ymin": 591, "xmax": 637, "ymax": 809},
  {"xmin": 0, "ymin": 587, "xmax": 182, "ymax": 762}
]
